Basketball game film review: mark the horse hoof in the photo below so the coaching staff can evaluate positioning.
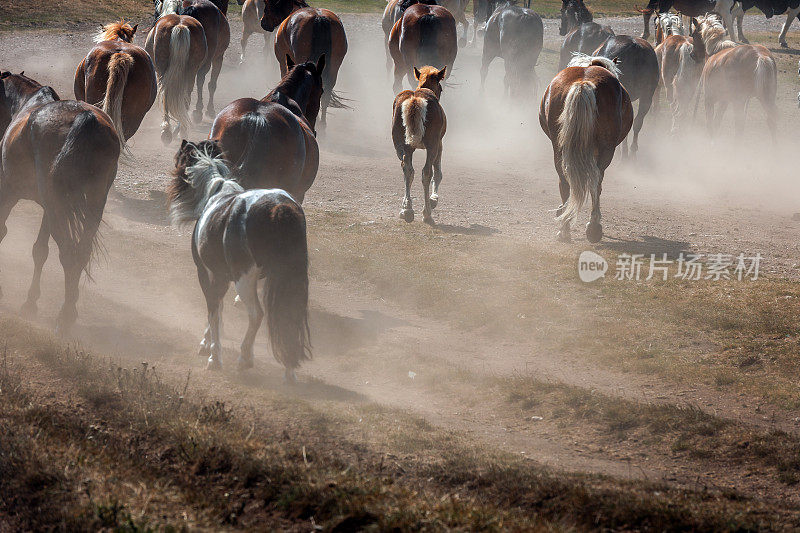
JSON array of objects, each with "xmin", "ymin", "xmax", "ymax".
[
  {"xmin": 19, "ymin": 301, "xmax": 37, "ymax": 319},
  {"xmin": 206, "ymin": 358, "xmax": 222, "ymax": 371},
  {"xmin": 205, "ymin": 108, "xmax": 216, "ymax": 120},
  {"xmin": 423, "ymin": 214, "xmax": 435, "ymax": 226},
  {"xmin": 160, "ymin": 129, "xmax": 173, "ymax": 146},
  {"xmin": 458, "ymin": 37, "xmax": 467, "ymax": 48},
  {"xmin": 586, "ymin": 222, "xmax": 603, "ymax": 243},
  {"xmin": 237, "ymin": 357, "xmax": 254, "ymax": 371},
  {"xmin": 284, "ymin": 368, "xmax": 297, "ymax": 384},
  {"xmin": 400, "ymin": 209, "xmax": 414, "ymax": 223},
  {"xmin": 198, "ymin": 344, "xmax": 211, "ymax": 358},
  {"xmin": 192, "ymin": 110, "xmax": 204, "ymax": 124},
  {"xmin": 780, "ymin": 41, "xmax": 787, "ymax": 48},
  {"xmin": 556, "ymin": 230, "xmax": 571, "ymax": 243},
  {"xmin": 429, "ymin": 195, "xmax": 439, "ymax": 209},
  {"xmin": 234, "ymin": 294, "xmax": 243, "ymax": 308}
]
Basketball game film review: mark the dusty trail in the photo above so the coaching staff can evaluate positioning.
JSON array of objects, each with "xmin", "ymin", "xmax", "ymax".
[{"xmin": 1, "ymin": 12, "xmax": 800, "ymax": 507}]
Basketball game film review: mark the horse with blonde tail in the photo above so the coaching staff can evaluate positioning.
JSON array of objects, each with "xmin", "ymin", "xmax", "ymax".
[
  {"xmin": 74, "ymin": 20, "xmax": 157, "ymax": 153},
  {"xmin": 145, "ymin": 13, "xmax": 208, "ymax": 144},
  {"xmin": 392, "ymin": 66, "xmax": 447, "ymax": 225},
  {"xmin": 168, "ymin": 140, "xmax": 311, "ymax": 380},
  {"xmin": 539, "ymin": 55, "xmax": 633, "ymax": 242}
]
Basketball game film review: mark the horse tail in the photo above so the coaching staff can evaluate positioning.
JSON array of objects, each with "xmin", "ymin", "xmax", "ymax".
[
  {"xmin": 556, "ymin": 80, "xmax": 599, "ymax": 224},
  {"xmin": 102, "ymin": 51, "xmax": 134, "ymax": 154},
  {"xmin": 258, "ymin": 202, "xmax": 312, "ymax": 375},
  {"xmin": 310, "ymin": 15, "xmax": 347, "ymax": 108},
  {"xmin": 161, "ymin": 23, "xmax": 192, "ymax": 128},
  {"xmin": 418, "ymin": 14, "xmax": 442, "ymax": 69},
  {"xmin": 234, "ymin": 112, "xmax": 269, "ymax": 186},
  {"xmin": 47, "ymin": 110, "xmax": 119, "ymax": 274},
  {"xmin": 754, "ymin": 53, "xmax": 777, "ymax": 104},
  {"xmin": 401, "ymin": 96, "xmax": 427, "ymax": 147}
]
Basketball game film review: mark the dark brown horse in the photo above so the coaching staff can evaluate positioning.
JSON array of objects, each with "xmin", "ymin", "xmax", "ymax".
[
  {"xmin": 594, "ymin": 35, "xmax": 658, "ymax": 156},
  {"xmin": 145, "ymin": 12, "xmax": 208, "ymax": 144},
  {"xmin": 383, "ymin": 0, "xmax": 437, "ymax": 74},
  {"xmin": 209, "ymin": 56, "xmax": 324, "ymax": 203},
  {"xmin": 261, "ymin": 0, "xmax": 348, "ymax": 129},
  {"xmin": 392, "ymin": 66, "xmax": 448, "ymax": 224},
  {"xmin": 539, "ymin": 57, "xmax": 633, "ymax": 242},
  {"xmin": 559, "ymin": 22, "xmax": 614, "ymax": 70},
  {"xmin": 168, "ymin": 140, "xmax": 311, "ymax": 380},
  {"xmin": 0, "ymin": 72, "xmax": 120, "ymax": 331},
  {"xmin": 481, "ymin": 1, "xmax": 543, "ymax": 98},
  {"xmin": 74, "ymin": 20, "xmax": 157, "ymax": 152},
  {"xmin": 389, "ymin": 2, "xmax": 458, "ymax": 93},
  {"xmin": 560, "ymin": 0, "xmax": 594, "ymax": 36}
]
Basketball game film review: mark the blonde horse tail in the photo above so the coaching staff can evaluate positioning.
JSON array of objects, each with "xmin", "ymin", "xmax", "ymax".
[
  {"xmin": 754, "ymin": 54, "xmax": 777, "ymax": 104},
  {"xmin": 556, "ymin": 81, "xmax": 599, "ymax": 224},
  {"xmin": 103, "ymin": 51, "xmax": 134, "ymax": 155},
  {"xmin": 161, "ymin": 24, "xmax": 192, "ymax": 128},
  {"xmin": 401, "ymin": 96, "xmax": 427, "ymax": 147}
]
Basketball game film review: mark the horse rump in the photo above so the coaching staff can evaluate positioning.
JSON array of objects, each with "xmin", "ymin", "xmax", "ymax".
[
  {"xmin": 160, "ymin": 24, "xmax": 193, "ymax": 128},
  {"xmin": 103, "ymin": 51, "xmax": 134, "ymax": 153},
  {"xmin": 418, "ymin": 14, "xmax": 443, "ymax": 69}
]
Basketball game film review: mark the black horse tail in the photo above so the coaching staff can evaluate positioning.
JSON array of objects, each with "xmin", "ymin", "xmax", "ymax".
[
  {"xmin": 254, "ymin": 200, "xmax": 312, "ymax": 376},
  {"xmin": 234, "ymin": 112, "xmax": 269, "ymax": 187},
  {"xmin": 309, "ymin": 15, "xmax": 342, "ymax": 109},
  {"xmin": 418, "ymin": 14, "xmax": 442, "ymax": 69}
]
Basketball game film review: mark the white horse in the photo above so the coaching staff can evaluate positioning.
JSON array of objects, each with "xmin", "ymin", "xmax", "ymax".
[
  {"xmin": 655, "ymin": 13, "xmax": 686, "ymax": 43},
  {"xmin": 154, "ymin": 0, "xmax": 182, "ymax": 18}
]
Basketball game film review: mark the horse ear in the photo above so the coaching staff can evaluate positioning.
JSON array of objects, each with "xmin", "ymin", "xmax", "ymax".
[
  {"xmin": 131, "ymin": 24, "xmax": 138, "ymax": 34},
  {"xmin": 612, "ymin": 57, "xmax": 620, "ymax": 65},
  {"xmin": 286, "ymin": 54, "xmax": 295, "ymax": 69},
  {"xmin": 316, "ymin": 54, "xmax": 326, "ymax": 74},
  {"xmin": 414, "ymin": 67, "xmax": 421, "ymax": 80},
  {"xmin": 437, "ymin": 66, "xmax": 447, "ymax": 80},
  {"xmin": 180, "ymin": 139, "xmax": 189, "ymax": 150}
]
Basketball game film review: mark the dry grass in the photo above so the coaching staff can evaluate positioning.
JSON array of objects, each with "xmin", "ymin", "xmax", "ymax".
[
  {"xmin": 308, "ymin": 210, "xmax": 800, "ymax": 409},
  {"xmin": 1, "ymin": 314, "xmax": 794, "ymax": 530}
]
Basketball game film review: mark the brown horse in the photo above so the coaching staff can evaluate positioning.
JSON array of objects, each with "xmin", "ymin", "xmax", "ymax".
[
  {"xmin": 389, "ymin": 2, "xmax": 458, "ymax": 93},
  {"xmin": 392, "ymin": 66, "xmax": 447, "ymax": 225},
  {"xmin": 209, "ymin": 56, "xmax": 324, "ymax": 203},
  {"xmin": 0, "ymin": 72, "xmax": 120, "ymax": 331},
  {"xmin": 145, "ymin": 13, "xmax": 208, "ymax": 144},
  {"xmin": 383, "ymin": 0, "xmax": 436, "ymax": 75},
  {"xmin": 539, "ymin": 57, "xmax": 633, "ymax": 242},
  {"xmin": 700, "ymin": 44, "xmax": 777, "ymax": 138},
  {"xmin": 237, "ymin": 0, "xmax": 271, "ymax": 63},
  {"xmin": 168, "ymin": 140, "xmax": 311, "ymax": 379},
  {"xmin": 655, "ymin": 23, "xmax": 705, "ymax": 131},
  {"xmin": 74, "ymin": 20, "xmax": 157, "ymax": 153},
  {"xmin": 261, "ymin": 0, "xmax": 348, "ymax": 129}
]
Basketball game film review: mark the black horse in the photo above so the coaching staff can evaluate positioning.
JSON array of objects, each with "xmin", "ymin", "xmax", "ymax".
[
  {"xmin": 560, "ymin": 0, "xmax": 593, "ymax": 36},
  {"xmin": 480, "ymin": 1, "xmax": 543, "ymax": 98},
  {"xmin": 594, "ymin": 35, "xmax": 659, "ymax": 156},
  {"xmin": 559, "ymin": 22, "xmax": 614, "ymax": 70}
]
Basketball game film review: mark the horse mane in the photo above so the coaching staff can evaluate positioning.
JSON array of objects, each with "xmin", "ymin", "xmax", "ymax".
[
  {"xmin": 168, "ymin": 144, "xmax": 240, "ymax": 226},
  {"xmin": 93, "ymin": 20, "xmax": 134, "ymax": 43},
  {"xmin": 697, "ymin": 14, "xmax": 736, "ymax": 54},
  {"xmin": 567, "ymin": 53, "xmax": 621, "ymax": 78},
  {"xmin": 266, "ymin": 63, "xmax": 314, "ymax": 101},
  {"xmin": 399, "ymin": 0, "xmax": 437, "ymax": 11}
]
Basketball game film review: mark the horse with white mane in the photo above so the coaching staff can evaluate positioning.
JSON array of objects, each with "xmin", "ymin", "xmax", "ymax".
[
  {"xmin": 539, "ymin": 55, "xmax": 633, "ymax": 243},
  {"xmin": 168, "ymin": 140, "xmax": 311, "ymax": 380}
]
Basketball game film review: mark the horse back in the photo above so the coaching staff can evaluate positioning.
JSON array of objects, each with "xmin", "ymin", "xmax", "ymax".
[
  {"xmin": 398, "ymin": 4, "xmax": 457, "ymax": 70},
  {"xmin": 276, "ymin": 8, "xmax": 347, "ymax": 76},
  {"xmin": 75, "ymin": 42, "xmax": 157, "ymax": 111},
  {"xmin": 595, "ymin": 35, "xmax": 658, "ymax": 100},
  {"xmin": 147, "ymin": 15, "xmax": 208, "ymax": 75}
]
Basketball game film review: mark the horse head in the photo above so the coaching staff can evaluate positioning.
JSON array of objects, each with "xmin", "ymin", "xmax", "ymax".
[
  {"xmin": 0, "ymin": 71, "xmax": 48, "ymax": 136},
  {"xmin": 414, "ymin": 65, "xmax": 447, "ymax": 98},
  {"xmin": 261, "ymin": 0, "xmax": 309, "ymax": 31},
  {"xmin": 560, "ymin": 0, "xmax": 592, "ymax": 36},
  {"xmin": 281, "ymin": 54, "xmax": 326, "ymax": 129},
  {"xmin": 399, "ymin": 0, "xmax": 437, "ymax": 12}
]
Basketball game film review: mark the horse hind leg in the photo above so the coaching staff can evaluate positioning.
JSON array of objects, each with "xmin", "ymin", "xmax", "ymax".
[
  {"xmin": 201, "ymin": 273, "xmax": 228, "ymax": 370},
  {"xmin": 778, "ymin": 9, "xmax": 799, "ymax": 48},
  {"xmin": 421, "ymin": 148, "xmax": 436, "ymax": 225},
  {"xmin": 240, "ymin": 30, "xmax": 251, "ymax": 63},
  {"xmin": 586, "ymin": 176, "xmax": 604, "ymax": 243},
  {"xmin": 430, "ymin": 140, "xmax": 443, "ymax": 209},
  {"xmin": 20, "ymin": 214, "xmax": 50, "ymax": 317},
  {"xmin": 0, "ymin": 191, "xmax": 21, "ymax": 301},
  {"xmin": 235, "ymin": 267, "xmax": 263, "ymax": 371},
  {"xmin": 206, "ymin": 54, "xmax": 223, "ymax": 119},
  {"xmin": 193, "ymin": 63, "xmax": 210, "ymax": 124},
  {"xmin": 400, "ymin": 147, "xmax": 415, "ymax": 222}
]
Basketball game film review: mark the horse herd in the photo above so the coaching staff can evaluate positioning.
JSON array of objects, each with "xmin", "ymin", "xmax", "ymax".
[{"xmin": 0, "ymin": 0, "xmax": 790, "ymax": 380}]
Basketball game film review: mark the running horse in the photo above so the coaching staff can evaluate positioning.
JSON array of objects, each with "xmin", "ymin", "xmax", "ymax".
[
  {"xmin": 638, "ymin": 0, "xmax": 718, "ymax": 41},
  {"xmin": 237, "ymin": 0, "xmax": 271, "ymax": 63},
  {"xmin": 209, "ymin": 56, "xmax": 325, "ymax": 203},
  {"xmin": 382, "ymin": 0, "xmax": 437, "ymax": 75},
  {"xmin": 655, "ymin": 22, "xmax": 705, "ymax": 131},
  {"xmin": 539, "ymin": 56, "xmax": 633, "ymax": 242},
  {"xmin": 261, "ymin": 0, "xmax": 348, "ymax": 129},
  {"xmin": 145, "ymin": 11, "xmax": 208, "ymax": 144},
  {"xmin": 74, "ymin": 20, "xmax": 157, "ymax": 153},
  {"xmin": 150, "ymin": 0, "xmax": 230, "ymax": 124},
  {"xmin": 389, "ymin": 1, "xmax": 458, "ymax": 92},
  {"xmin": 480, "ymin": 1, "xmax": 544, "ymax": 98},
  {"xmin": 594, "ymin": 35, "xmax": 659, "ymax": 156},
  {"xmin": 168, "ymin": 140, "xmax": 311, "ymax": 380},
  {"xmin": 0, "ymin": 72, "xmax": 120, "ymax": 331},
  {"xmin": 392, "ymin": 66, "xmax": 448, "ymax": 224}
]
